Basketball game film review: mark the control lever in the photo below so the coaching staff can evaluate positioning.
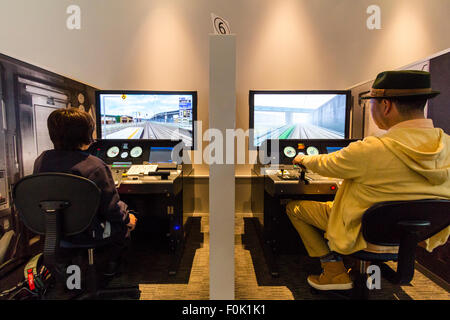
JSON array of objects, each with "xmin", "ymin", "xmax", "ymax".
[
  {"xmin": 148, "ymin": 171, "xmax": 170, "ymax": 180},
  {"xmin": 296, "ymin": 164, "xmax": 309, "ymax": 185}
]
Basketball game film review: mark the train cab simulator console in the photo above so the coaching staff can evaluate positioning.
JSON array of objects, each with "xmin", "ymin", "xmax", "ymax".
[
  {"xmin": 92, "ymin": 91, "xmax": 197, "ymax": 275},
  {"xmin": 252, "ymin": 139, "xmax": 358, "ymax": 277},
  {"xmin": 88, "ymin": 139, "xmax": 191, "ymax": 275}
]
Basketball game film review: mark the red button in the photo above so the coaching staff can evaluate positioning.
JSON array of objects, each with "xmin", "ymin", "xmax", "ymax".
[{"xmin": 27, "ymin": 269, "xmax": 35, "ymax": 291}]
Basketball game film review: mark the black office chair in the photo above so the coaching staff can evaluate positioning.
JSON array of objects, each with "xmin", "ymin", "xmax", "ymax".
[
  {"xmin": 12, "ymin": 173, "xmax": 140, "ymax": 300},
  {"xmin": 346, "ymin": 199, "xmax": 450, "ymax": 299}
]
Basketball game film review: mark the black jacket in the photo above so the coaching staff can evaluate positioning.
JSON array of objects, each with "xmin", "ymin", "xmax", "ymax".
[{"xmin": 33, "ymin": 150, "xmax": 130, "ymax": 240}]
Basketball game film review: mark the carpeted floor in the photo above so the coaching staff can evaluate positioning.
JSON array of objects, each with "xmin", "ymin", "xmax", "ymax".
[
  {"xmin": 235, "ymin": 214, "xmax": 450, "ymax": 300},
  {"xmin": 112, "ymin": 215, "xmax": 210, "ymax": 300},
  {"xmin": 1, "ymin": 214, "xmax": 449, "ymax": 300},
  {"xmin": 124, "ymin": 213, "xmax": 449, "ymax": 300}
]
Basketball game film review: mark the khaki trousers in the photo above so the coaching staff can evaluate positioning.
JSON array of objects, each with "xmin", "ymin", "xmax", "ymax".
[{"xmin": 285, "ymin": 200, "xmax": 333, "ymax": 258}]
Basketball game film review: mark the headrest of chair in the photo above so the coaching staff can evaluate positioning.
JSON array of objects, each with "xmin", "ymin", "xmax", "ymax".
[{"xmin": 13, "ymin": 173, "xmax": 101, "ymax": 236}]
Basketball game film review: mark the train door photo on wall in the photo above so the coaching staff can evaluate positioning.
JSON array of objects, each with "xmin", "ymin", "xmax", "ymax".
[
  {"xmin": 0, "ymin": 66, "xmax": 9, "ymax": 212},
  {"xmin": 16, "ymin": 77, "xmax": 69, "ymax": 176}
]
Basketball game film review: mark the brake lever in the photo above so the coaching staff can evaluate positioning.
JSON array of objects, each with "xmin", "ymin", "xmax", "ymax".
[{"xmin": 295, "ymin": 164, "xmax": 309, "ymax": 185}]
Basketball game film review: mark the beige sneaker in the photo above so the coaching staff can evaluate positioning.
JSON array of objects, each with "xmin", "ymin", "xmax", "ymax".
[{"xmin": 307, "ymin": 261, "xmax": 353, "ymax": 291}]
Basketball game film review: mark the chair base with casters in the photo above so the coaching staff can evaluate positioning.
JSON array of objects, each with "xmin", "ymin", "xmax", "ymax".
[
  {"xmin": 58, "ymin": 240, "xmax": 140, "ymax": 300},
  {"xmin": 309, "ymin": 199, "xmax": 450, "ymax": 300}
]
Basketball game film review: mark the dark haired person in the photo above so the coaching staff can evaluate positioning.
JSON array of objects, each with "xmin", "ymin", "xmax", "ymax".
[
  {"xmin": 287, "ymin": 71, "xmax": 450, "ymax": 291},
  {"xmin": 33, "ymin": 107, "xmax": 137, "ymax": 275}
]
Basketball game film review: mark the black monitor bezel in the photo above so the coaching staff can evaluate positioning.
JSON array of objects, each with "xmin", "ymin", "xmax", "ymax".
[
  {"xmin": 95, "ymin": 90, "xmax": 198, "ymax": 150},
  {"xmin": 249, "ymin": 90, "xmax": 352, "ymax": 150}
]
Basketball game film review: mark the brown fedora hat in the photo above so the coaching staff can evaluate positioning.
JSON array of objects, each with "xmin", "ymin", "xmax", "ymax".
[{"xmin": 361, "ymin": 70, "xmax": 440, "ymax": 100}]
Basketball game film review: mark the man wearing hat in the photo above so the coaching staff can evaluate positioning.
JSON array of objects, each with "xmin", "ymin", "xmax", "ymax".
[{"xmin": 286, "ymin": 70, "xmax": 450, "ymax": 291}]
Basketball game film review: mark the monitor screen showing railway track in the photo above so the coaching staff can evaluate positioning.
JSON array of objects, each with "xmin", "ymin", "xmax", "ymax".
[
  {"xmin": 97, "ymin": 91, "xmax": 196, "ymax": 147},
  {"xmin": 250, "ymin": 91, "xmax": 350, "ymax": 147}
]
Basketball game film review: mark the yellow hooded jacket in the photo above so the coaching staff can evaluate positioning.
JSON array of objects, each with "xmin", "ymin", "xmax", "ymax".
[{"xmin": 302, "ymin": 122, "xmax": 450, "ymax": 255}]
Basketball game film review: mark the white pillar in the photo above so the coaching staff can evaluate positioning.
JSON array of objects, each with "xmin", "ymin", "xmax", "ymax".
[{"xmin": 209, "ymin": 34, "xmax": 236, "ymax": 300}]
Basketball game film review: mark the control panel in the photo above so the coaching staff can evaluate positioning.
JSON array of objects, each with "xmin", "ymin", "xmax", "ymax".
[
  {"xmin": 88, "ymin": 139, "xmax": 185, "ymax": 187},
  {"xmin": 259, "ymin": 139, "xmax": 358, "ymax": 166},
  {"xmin": 256, "ymin": 139, "xmax": 359, "ymax": 196}
]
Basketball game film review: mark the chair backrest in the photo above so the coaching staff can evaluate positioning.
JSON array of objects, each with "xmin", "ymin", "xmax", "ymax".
[
  {"xmin": 362, "ymin": 199, "xmax": 450, "ymax": 246},
  {"xmin": 13, "ymin": 173, "xmax": 101, "ymax": 237}
]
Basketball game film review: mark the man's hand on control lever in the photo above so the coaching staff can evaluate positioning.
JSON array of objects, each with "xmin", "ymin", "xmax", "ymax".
[
  {"xmin": 127, "ymin": 214, "xmax": 137, "ymax": 231},
  {"xmin": 292, "ymin": 154, "xmax": 305, "ymax": 167}
]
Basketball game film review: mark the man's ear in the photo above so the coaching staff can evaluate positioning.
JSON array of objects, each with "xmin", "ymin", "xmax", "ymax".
[{"xmin": 382, "ymin": 99, "xmax": 392, "ymax": 116}]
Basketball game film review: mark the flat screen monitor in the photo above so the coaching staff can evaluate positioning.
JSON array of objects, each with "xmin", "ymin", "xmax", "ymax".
[
  {"xmin": 326, "ymin": 146, "xmax": 345, "ymax": 154},
  {"xmin": 96, "ymin": 91, "xmax": 197, "ymax": 149},
  {"xmin": 149, "ymin": 146, "xmax": 174, "ymax": 163},
  {"xmin": 249, "ymin": 90, "xmax": 351, "ymax": 148}
]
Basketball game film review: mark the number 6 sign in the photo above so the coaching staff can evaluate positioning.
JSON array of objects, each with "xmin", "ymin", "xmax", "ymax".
[{"xmin": 211, "ymin": 13, "xmax": 231, "ymax": 35}]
